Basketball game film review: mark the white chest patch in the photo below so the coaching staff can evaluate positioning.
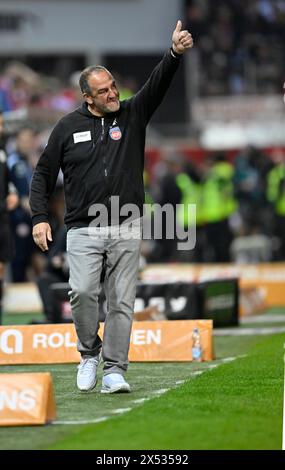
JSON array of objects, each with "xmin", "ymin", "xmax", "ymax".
[{"xmin": 73, "ymin": 131, "xmax": 91, "ymax": 144}]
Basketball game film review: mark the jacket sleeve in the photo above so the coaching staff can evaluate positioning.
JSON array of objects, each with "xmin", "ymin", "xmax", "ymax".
[
  {"xmin": 29, "ymin": 122, "xmax": 64, "ymax": 227},
  {"xmin": 131, "ymin": 48, "xmax": 182, "ymax": 124}
]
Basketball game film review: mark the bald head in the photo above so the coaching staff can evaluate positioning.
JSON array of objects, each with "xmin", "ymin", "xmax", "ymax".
[
  {"xmin": 79, "ymin": 65, "xmax": 111, "ymax": 96},
  {"xmin": 80, "ymin": 65, "xmax": 120, "ymax": 117}
]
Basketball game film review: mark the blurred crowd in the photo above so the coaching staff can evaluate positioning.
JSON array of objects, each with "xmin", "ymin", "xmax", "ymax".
[
  {"xmin": 144, "ymin": 145, "xmax": 284, "ymax": 264},
  {"xmin": 1, "ymin": 0, "xmax": 284, "ymax": 126},
  {"xmin": 0, "ymin": 60, "xmax": 136, "ymax": 131},
  {"xmin": 1, "ymin": 1, "xmax": 285, "ymax": 326},
  {"xmin": 2, "ymin": 123, "xmax": 285, "ymax": 289},
  {"xmin": 0, "ymin": 61, "xmax": 82, "ymax": 125},
  {"xmin": 186, "ymin": 0, "xmax": 285, "ymax": 95}
]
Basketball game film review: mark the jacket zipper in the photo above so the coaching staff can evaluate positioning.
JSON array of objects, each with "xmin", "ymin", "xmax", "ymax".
[
  {"xmin": 101, "ymin": 117, "xmax": 108, "ymax": 177},
  {"xmin": 101, "ymin": 117, "xmax": 112, "ymax": 214}
]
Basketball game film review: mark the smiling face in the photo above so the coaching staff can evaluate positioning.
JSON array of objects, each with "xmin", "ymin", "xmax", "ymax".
[{"xmin": 84, "ymin": 70, "xmax": 120, "ymax": 116}]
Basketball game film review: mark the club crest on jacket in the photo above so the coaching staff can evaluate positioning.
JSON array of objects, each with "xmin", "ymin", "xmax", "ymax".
[{"xmin": 109, "ymin": 126, "xmax": 122, "ymax": 141}]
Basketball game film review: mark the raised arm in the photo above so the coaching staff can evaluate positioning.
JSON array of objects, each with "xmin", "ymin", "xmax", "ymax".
[{"xmin": 132, "ymin": 20, "xmax": 193, "ymax": 123}]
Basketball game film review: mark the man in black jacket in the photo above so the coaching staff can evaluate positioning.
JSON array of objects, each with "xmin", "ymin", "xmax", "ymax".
[{"xmin": 30, "ymin": 21, "xmax": 193, "ymax": 393}]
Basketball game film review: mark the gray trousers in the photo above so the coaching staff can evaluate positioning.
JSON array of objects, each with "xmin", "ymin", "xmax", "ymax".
[{"xmin": 66, "ymin": 224, "xmax": 141, "ymax": 375}]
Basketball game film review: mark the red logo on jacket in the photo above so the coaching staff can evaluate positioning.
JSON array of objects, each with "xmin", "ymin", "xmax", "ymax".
[{"xmin": 109, "ymin": 126, "xmax": 122, "ymax": 141}]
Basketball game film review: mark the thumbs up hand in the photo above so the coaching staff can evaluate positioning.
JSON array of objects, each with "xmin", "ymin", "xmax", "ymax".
[{"xmin": 172, "ymin": 20, "xmax": 193, "ymax": 55}]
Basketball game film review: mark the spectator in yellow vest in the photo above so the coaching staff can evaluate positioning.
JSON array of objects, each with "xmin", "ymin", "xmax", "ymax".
[
  {"xmin": 202, "ymin": 153, "xmax": 238, "ymax": 262},
  {"xmin": 267, "ymin": 148, "xmax": 285, "ymax": 259}
]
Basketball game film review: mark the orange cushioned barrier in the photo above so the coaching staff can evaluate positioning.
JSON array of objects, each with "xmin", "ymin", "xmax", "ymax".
[
  {"xmin": 0, "ymin": 373, "xmax": 56, "ymax": 426},
  {"xmin": 0, "ymin": 320, "xmax": 213, "ymax": 364}
]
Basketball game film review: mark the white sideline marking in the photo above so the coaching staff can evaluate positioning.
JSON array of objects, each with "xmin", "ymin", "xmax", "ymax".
[
  {"xmin": 241, "ymin": 314, "xmax": 285, "ymax": 324},
  {"xmin": 52, "ymin": 356, "xmax": 241, "ymax": 426},
  {"xmin": 190, "ymin": 370, "xmax": 204, "ymax": 376},
  {"xmin": 111, "ymin": 408, "xmax": 132, "ymax": 414},
  {"xmin": 214, "ymin": 326, "xmax": 285, "ymax": 336},
  {"xmin": 53, "ymin": 417, "xmax": 108, "ymax": 425},
  {"xmin": 152, "ymin": 388, "xmax": 170, "ymax": 395},
  {"xmin": 132, "ymin": 398, "xmax": 150, "ymax": 404},
  {"xmin": 222, "ymin": 355, "xmax": 246, "ymax": 362}
]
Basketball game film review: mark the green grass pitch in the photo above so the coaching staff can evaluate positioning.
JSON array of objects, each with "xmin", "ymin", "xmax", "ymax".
[{"xmin": 0, "ymin": 310, "xmax": 284, "ymax": 450}]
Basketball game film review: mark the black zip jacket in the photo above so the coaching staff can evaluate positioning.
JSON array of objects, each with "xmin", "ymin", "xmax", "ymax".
[{"xmin": 30, "ymin": 49, "xmax": 181, "ymax": 230}]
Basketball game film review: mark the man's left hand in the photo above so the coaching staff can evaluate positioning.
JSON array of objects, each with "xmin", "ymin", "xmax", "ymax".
[{"xmin": 172, "ymin": 20, "xmax": 193, "ymax": 55}]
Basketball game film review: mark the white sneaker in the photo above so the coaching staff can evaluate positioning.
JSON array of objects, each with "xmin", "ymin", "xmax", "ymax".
[
  {"xmin": 77, "ymin": 356, "xmax": 99, "ymax": 391},
  {"xmin": 101, "ymin": 373, "xmax": 131, "ymax": 394}
]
